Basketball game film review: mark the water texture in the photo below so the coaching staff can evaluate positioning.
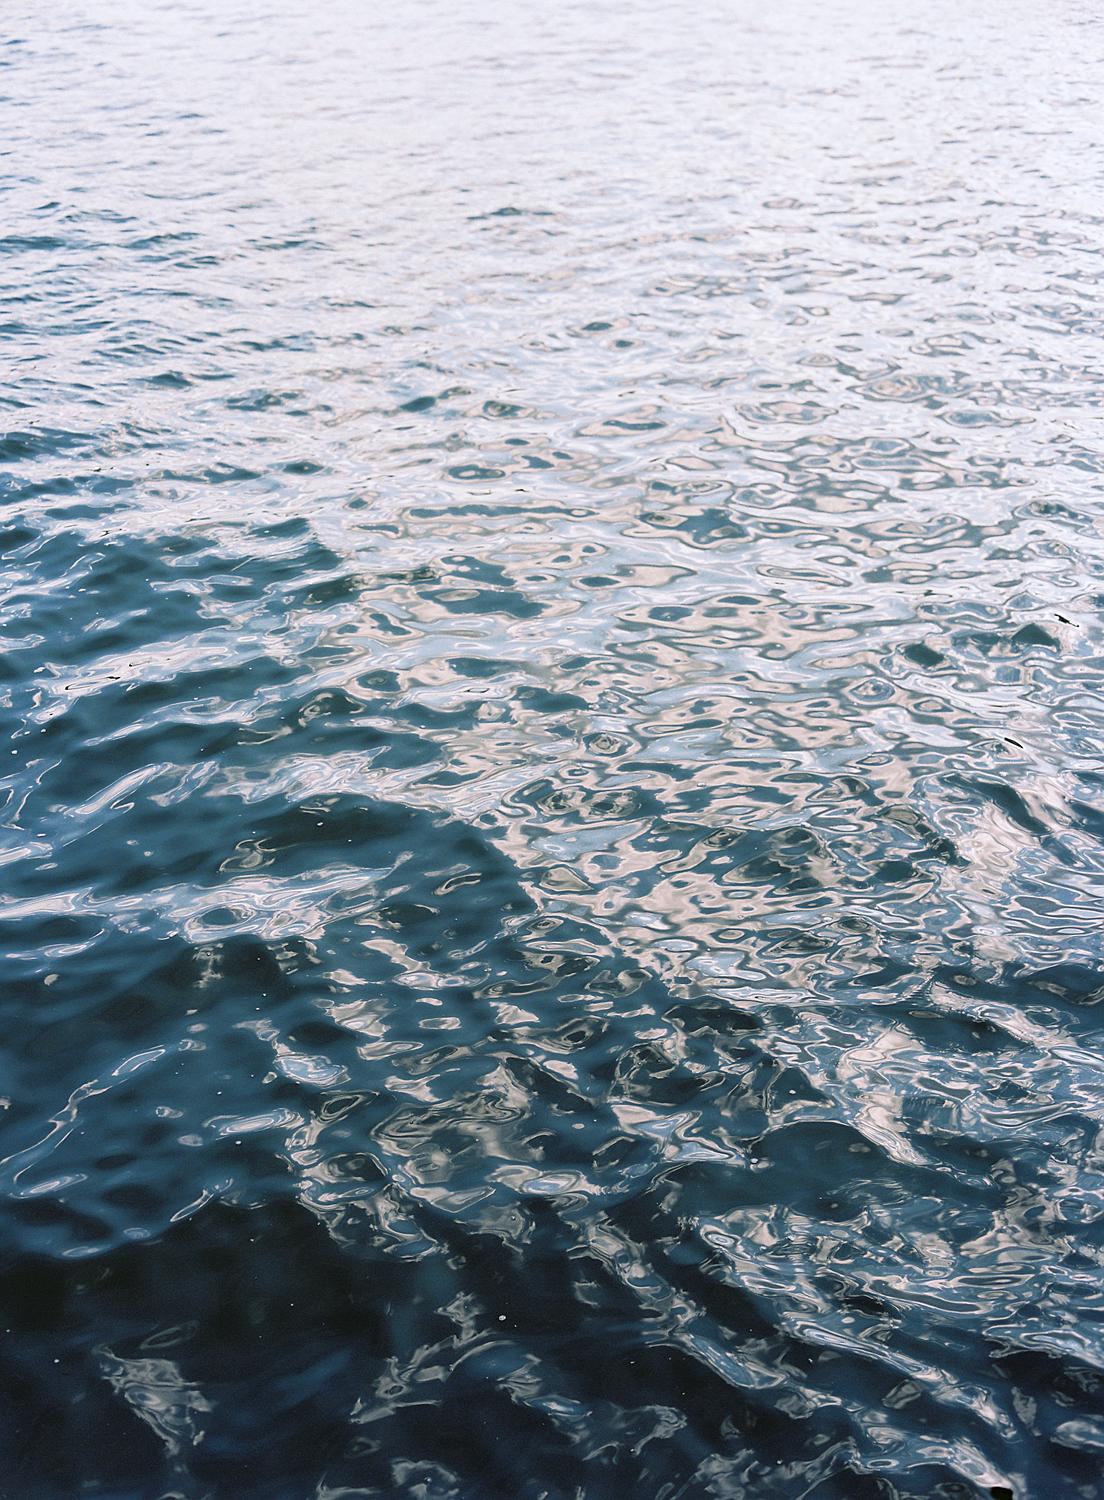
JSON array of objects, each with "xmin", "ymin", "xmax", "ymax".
[{"xmin": 3, "ymin": 2, "xmax": 1104, "ymax": 1496}]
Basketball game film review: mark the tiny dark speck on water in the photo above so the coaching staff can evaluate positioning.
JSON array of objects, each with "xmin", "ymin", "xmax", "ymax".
[{"xmin": 0, "ymin": 2, "xmax": 1101, "ymax": 1499}]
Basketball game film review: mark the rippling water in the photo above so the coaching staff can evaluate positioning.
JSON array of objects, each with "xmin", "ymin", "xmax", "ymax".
[{"xmin": 4, "ymin": 2, "xmax": 1104, "ymax": 1496}]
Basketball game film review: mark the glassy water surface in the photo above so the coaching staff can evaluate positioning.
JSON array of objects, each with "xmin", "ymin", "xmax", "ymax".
[{"xmin": 3, "ymin": 3, "xmax": 1104, "ymax": 1496}]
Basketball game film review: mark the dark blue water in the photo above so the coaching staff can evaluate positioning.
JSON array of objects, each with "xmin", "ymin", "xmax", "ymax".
[{"xmin": 4, "ymin": 3, "xmax": 1104, "ymax": 1496}]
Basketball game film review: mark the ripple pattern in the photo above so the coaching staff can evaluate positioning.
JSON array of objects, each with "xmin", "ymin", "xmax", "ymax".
[{"xmin": 3, "ymin": 2, "xmax": 1104, "ymax": 1497}]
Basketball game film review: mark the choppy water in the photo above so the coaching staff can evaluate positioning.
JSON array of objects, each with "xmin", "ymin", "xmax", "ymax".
[{"xmin": 3, "ymin": 2, "xmax": 1104, "ymax": 1496}]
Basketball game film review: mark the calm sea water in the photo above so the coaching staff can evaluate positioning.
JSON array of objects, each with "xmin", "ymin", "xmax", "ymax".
[{"xmin": 3, "ymin": 3, "xmax": 1104, "ymax": 1497}]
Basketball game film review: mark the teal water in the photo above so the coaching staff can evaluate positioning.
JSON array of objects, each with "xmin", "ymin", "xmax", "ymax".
[{"xmin": 3, "ymin": 3, "xmax": 1104, "ymax": 1497}]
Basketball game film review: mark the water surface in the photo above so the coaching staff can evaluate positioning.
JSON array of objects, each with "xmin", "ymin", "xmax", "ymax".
[{"xmin": 3, "ymin": 3, "xmax": 1104, "ymax": 1496}]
